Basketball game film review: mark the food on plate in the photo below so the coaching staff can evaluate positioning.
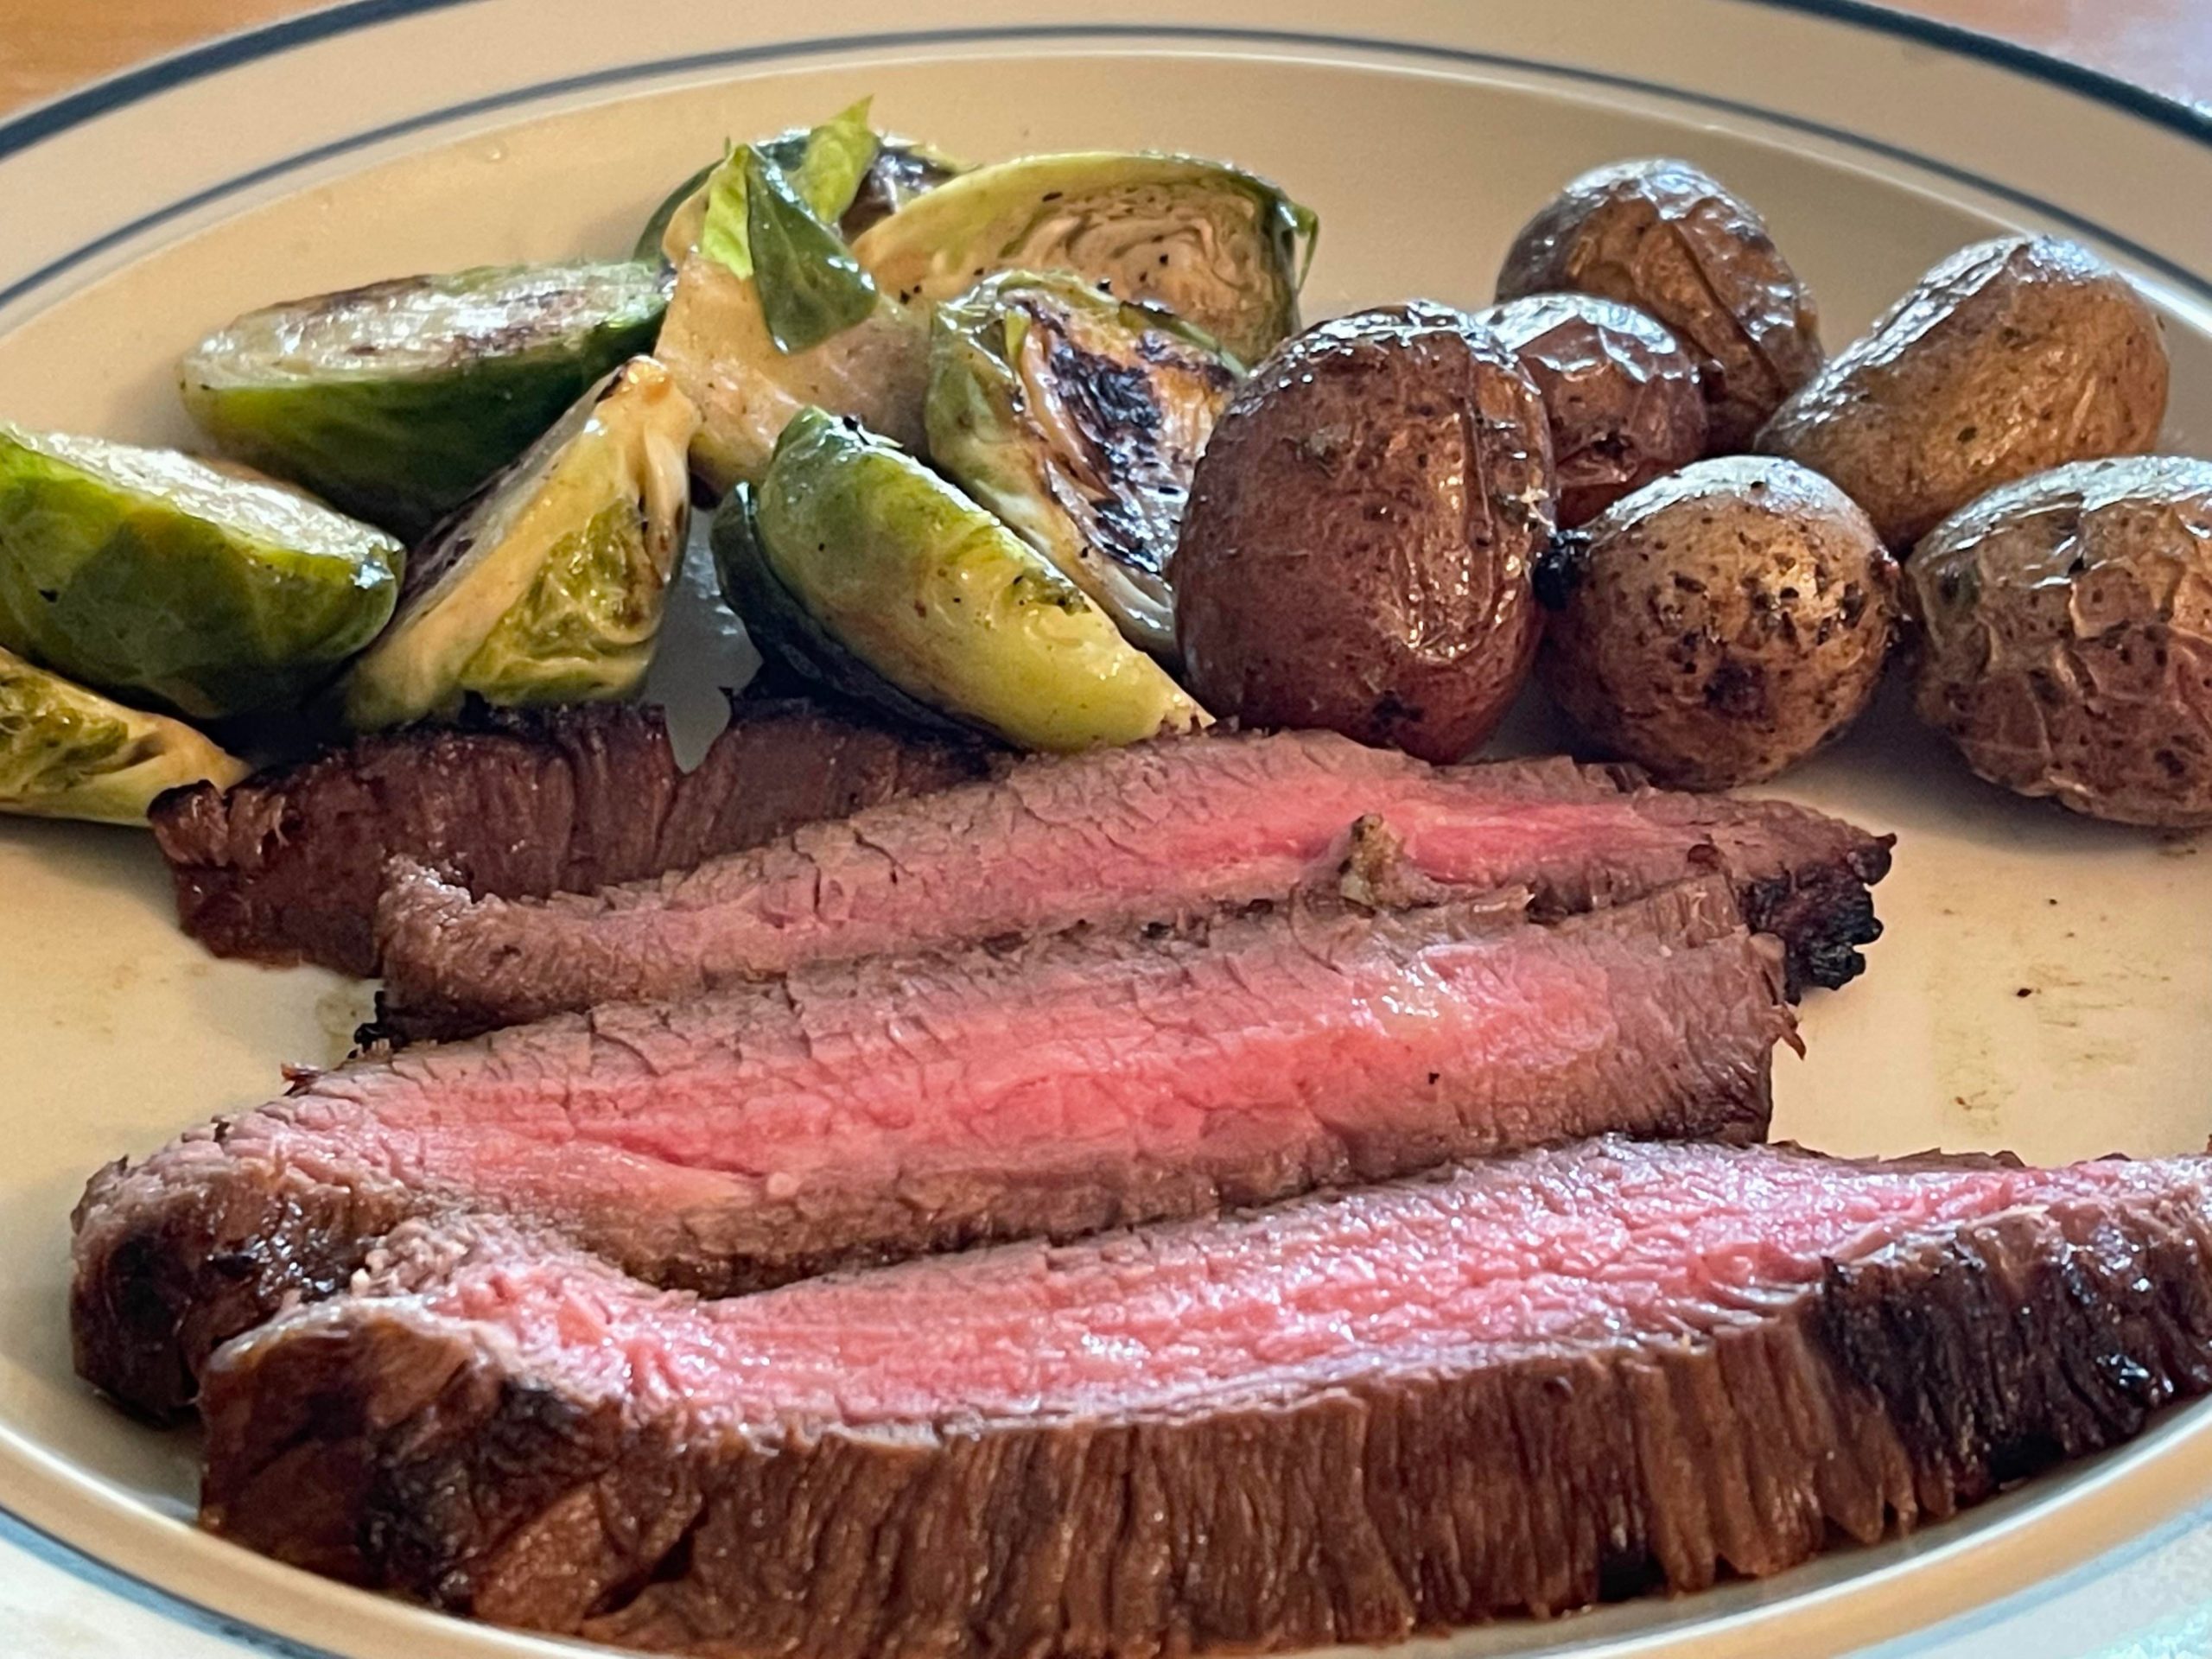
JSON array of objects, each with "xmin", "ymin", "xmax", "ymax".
[
  {"xmin": 0, "ymin": 647, "xmax": 245, "ymax": 824},
  {"xmin": 180, "ymin": 262, "xmax": 669, "ymax": 540},
  {"xmin": 150, "ymin": 694, "xmax": 993, "ymax": 975},
  {"xmin": 1471, "ymin": 292, "xmax": 1708, "ymax": 526},
  {"xmin": 851, "ymin": 151, "xmax": 1316, "ymax": 363},
  {"xmin": 926, "ymin": 270, "xmax": 1242, "ymax": 655},
  {"xmin": 638, "ymin": 101, "xmax": 963, "ymax": 264},
  {"xmin": 657, "ymin": 257, "xmax": 929, "ymax": 493},
  {"xmin": 1908, "ymin": 454, "xmax": 2212, "ymax": 826},
  {"xmin": 341, "ymin": 357, "xmax": 697, "ymax": 730},
  {"xmin": 195, "ymin": 1138, "xmax": 2212, "ymax": 1654},
  {"xmin": 1495, "ymin": 157, "xmax": 1822, "ymax": 451},
  {"xmin": 1537, "ymin": 456, "xmax": 1901, "ymax": 788},
  {"xmin": 0, "ymin": 425, "xmax": 404, "ymax": 719},
  {"xmin": 716, "ymin": 406, "xmax": 1205, "ymax": 750},
  {"xmin": 368, "ymin": 728, "xmax": 1889, "ymax": 1037},
  {"xmin": 75, "ymin": 879, "xmax": 1789, "ymax": 1420},
  {"xmin": 1757, "ymin": 235, "xmax": 2170, "ymax": 550},
  {"xmin": 1173, "ymin": 304, "xmax": 1554, "ymax": 762}
]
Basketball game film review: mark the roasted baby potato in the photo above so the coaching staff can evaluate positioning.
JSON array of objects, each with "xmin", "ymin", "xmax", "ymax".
[
  {"xmin": 1538, "ymin": 456, "xmax": 1899, "ymax": 787},
  {"xmin": 1495, "ymin": 158, "xmax": 1821, "ymax": 452},
  {"xmin": 1472, "ymin": 293, "xmax": 1707, "ymax": 527},
  {"xmin": 1909, "ymin": 454, "xmax": 2212, "ymax": 826},
  {"xmin": 1758, "ymin": 235, "xmax": 2169, "ymax": 550},
  {"xmin": 1173, "ymin": 303, "xmax": 1554, "ymax": 763}
]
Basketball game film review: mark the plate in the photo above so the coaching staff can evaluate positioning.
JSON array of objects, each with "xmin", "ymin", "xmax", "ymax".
[{"xmin": 2, "ymin": 3, "xmax": 2210, "ymax": 1656}]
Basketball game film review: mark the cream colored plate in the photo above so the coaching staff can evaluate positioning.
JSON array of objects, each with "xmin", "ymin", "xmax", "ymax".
[{"xmin": 1, "ymin": 3, "xmax": 2209, "ymax": 1656}]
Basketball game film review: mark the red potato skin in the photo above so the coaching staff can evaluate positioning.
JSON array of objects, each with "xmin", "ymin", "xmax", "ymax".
[
  {"xmin": 1496, "ymin": 158, "xmax": 1822, "ymax": 454},
  {"xmin": 1173, "ymin": 306, "xmax": 1556, "ymax": 765},
  {"xmin": 1473, "ymin": 293, "xmax": 1708, "ymax": 528}
]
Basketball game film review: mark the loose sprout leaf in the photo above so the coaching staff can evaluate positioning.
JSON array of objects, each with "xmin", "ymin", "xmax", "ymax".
[
  {"xmin": 744, "ymin": 148, "xmax": 882, "ymax": 355},
  {"xmin": 0, "ymin": 645, "xmax": 245, "ymax": 824},
  {"xmin": 695, "ymin": 100, "xmax": 883, "ymax": 281}
]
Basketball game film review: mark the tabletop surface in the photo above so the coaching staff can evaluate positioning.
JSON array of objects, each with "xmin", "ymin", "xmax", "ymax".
[{"xmin": 1, "ymin": 3, "xmax": 2210, "ymax": 1658}]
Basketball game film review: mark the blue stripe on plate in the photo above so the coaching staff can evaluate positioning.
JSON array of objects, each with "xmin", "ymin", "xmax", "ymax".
[
  {"xmin": 2, "ymin": 6, "xmax": 2210, "ymax": 1656},
  {"xmin": 3, "ymin": 21, "xmax": 2212, "ymax": 319},
  {"xmin": 0, "ymin": 1503, "xmax": 335, "ymax": 1657}
]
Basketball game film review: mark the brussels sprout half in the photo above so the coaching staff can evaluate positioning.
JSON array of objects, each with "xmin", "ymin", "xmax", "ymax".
[
  {"xmin": 342, "ymin": 356, "xmax": 699, "ymax": 731},
  {"xmin": 927, "ymin": 270, "xmax": 1242, "ymax": 657},
  {"xmin": 853, "ymin": 152, "xmax": 1317, "ymax": 364},
  {"xmin": 181, "ymin": 262, "xmax": 669, "ymax": 541},
  {"xmin": 0, "ymin": 645, "xmax": 246, "ymax": 824},
  {"xmin": 720, "ymin": 407, "xmax": 1206, "ymax": 752},
  {"xmin": 0, "ymin": 425, "xmax": 404, "ymax": 720}
]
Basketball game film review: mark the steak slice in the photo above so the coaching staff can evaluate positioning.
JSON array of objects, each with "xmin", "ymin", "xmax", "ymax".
[
  {"xmin": 374, "ymin": 728, "xmax": 1890, "ymax": 1037},
  {"xmin": 75, "ymin": 880, "xmax": 1787, "ymax": 1422},
  {"xmin": 197, "ymin": 1137, "xmax": 2212, "ymax": 1658},
  {"xmin": 149, "ymin": 695, "xmax": 994, "ymax": 976}
]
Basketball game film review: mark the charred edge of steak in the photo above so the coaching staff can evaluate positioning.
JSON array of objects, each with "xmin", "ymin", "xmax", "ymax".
[
  {"xmin": 71, "ymin": 1159, "xmax": 390, "ymax": 1424},
  {"xmin": 1738, "ymin": 833, "xmax": 1894, "ymax": 996},
  {"xmin": 200, "ymin": 1198, "xmax": 2212, "ymax": 1654}
]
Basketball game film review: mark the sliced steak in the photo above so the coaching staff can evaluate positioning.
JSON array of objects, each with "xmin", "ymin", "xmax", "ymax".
[
  {"xmin": 150, "ymin": 696, "xmax": 994, "ymax": 976},
  {"xmin": 375, "ymin": 728, "xmax": 1890, "ymax": 1037},
  {"xmin": 198, "ymin": 1137, "xmax": 2212, "ymax": 1658},
  {"xmin": 76, "ymin": 880, "xmax": 1787, "ymax": 1422}
]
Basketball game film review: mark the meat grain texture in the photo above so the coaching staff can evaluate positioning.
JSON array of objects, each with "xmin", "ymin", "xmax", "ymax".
[
  {"xmin": 150, "ymin": 695, "xmax": 992, "ymax": 975},
  {"xmin": 75, "ymin": 881, "xmax": 1789, "ymax": 1420},
  {"xmin": 369, "ymin": 729, "xmax": 1891, "ymax": 1036},
  {"xmin": 196, "ymin": 1138, "xmax": 2212, "ymax": 1659}
]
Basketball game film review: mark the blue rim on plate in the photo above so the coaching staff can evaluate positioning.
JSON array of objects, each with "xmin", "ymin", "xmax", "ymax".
[{"xmin": 1, "ymin": 4, "xmax": 2206, "ymax": 1656}]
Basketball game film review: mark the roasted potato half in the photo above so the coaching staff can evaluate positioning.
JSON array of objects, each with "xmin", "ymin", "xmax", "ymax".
[
  {"xmin": 1472, "ymin": 293, "xmax": 1707, "ymax": 528},
  {"xmin": 1758, "ymin": 235, "xmax": 2169, "ymax": 550},
  {"xmin": 1538, "ymin": 456, "xmax": 1900, "ymax": 788},
  {"xmin": 1910, "ymin": 454, "xmax": 2212, "ymax": 827},
  {"xmin": 1174, "ymin": 303, "xmax": 1554, "ymax": 764},
  {"xmin": 1495, "ymin": 157, "xmax": 1822, "ymax": 452}
]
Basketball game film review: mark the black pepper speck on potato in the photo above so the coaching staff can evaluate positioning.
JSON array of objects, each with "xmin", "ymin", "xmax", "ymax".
[{"xmin": 1537, "ymin": 455, "xmax": 1900, "ymax": 788}]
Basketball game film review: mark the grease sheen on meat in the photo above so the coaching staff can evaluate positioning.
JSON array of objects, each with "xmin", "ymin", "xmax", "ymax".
[{"xmin": 1173, "ymin": 305, "xmax": 1554, "ymax": 763}]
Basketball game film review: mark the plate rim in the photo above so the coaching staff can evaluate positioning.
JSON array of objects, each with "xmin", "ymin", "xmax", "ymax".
[{"xmin": 3, "ymin": 6, "xmax": 2210, "ymax": 1658}]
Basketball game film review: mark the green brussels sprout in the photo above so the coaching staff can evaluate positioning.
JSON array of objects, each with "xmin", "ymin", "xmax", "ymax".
[
  {"xmin": 180, "ymin": 262, "xmax": 670, "ymax": 540},
  {"xmin": 853, "ymin": 152, "xmax": 1317, "ymax": 363},
  {"xmin": 0, "ymin": 425, "xmax": 404, "ymax": 719},
  {"xmin": 927, "ymin": 270, "xmax": 1242, "ymax": 656},
  {"xmin": 0, "ymin": 645, "xmax": 246, "ymax": 824},
  {"xmin": 656, "ymin": 254, "xmax": 930, "ymax": 493},
  {"xmin": 639, "ymin": 117, "xmax": 965, "ymax": 264},
  {"xmin": 342, "ymin": 355, "xmax": 699, "ymax": 731},
  {"xmin": 718, "ymin": 407, "xmax": 1208, "ymax": 751}
]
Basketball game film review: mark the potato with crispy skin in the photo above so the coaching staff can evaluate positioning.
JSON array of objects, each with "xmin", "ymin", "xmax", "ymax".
[
  {"xmin": 1173, "ymin": 304, "xmax": 1554, "ymax": 764},
  {"xmin": 1758, "ymin": 236, "xmax": 2169, "ymax": 551},
  {"xmin": 1472, "ymin": 293, "xmax": 1707, "ymax": 527},
  {"xmin": 1495, "ymin": 158, "xmax": 1822, "ymax": 452},
  {"xmin": 1537, "ymin": 456, "xmax": 1899, "ymax": 788},
  {"xmin": 1910, "ymin": 455, "xmax": 2212, "ymax": 827}
]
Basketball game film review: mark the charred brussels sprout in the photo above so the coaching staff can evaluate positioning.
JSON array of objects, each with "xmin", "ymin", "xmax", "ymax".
[
  {"xmin": 854, "ymin": 152, "xmax": 1316, "ymax": 363},
  {"xmin": 715, "ymin": 407, "xmax": 1206, "ymax": 751},
  {"xmin": 0, "ymin": 425, "xmax": 403, "ymax": 719},
  {"xmin": 342, "ymin": 357, "xmax": 698, "ymax": 730},
  {"xmin": 927, "ymin": 270, "xmax": 1240, "ymax": 656},
  {"xmin": 181, "ymin": 262, "xmax": 669, "ymax": 540},
  {"xmin": 0, "ymin": 646, "xmax": 247, "ymax": 824}
]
